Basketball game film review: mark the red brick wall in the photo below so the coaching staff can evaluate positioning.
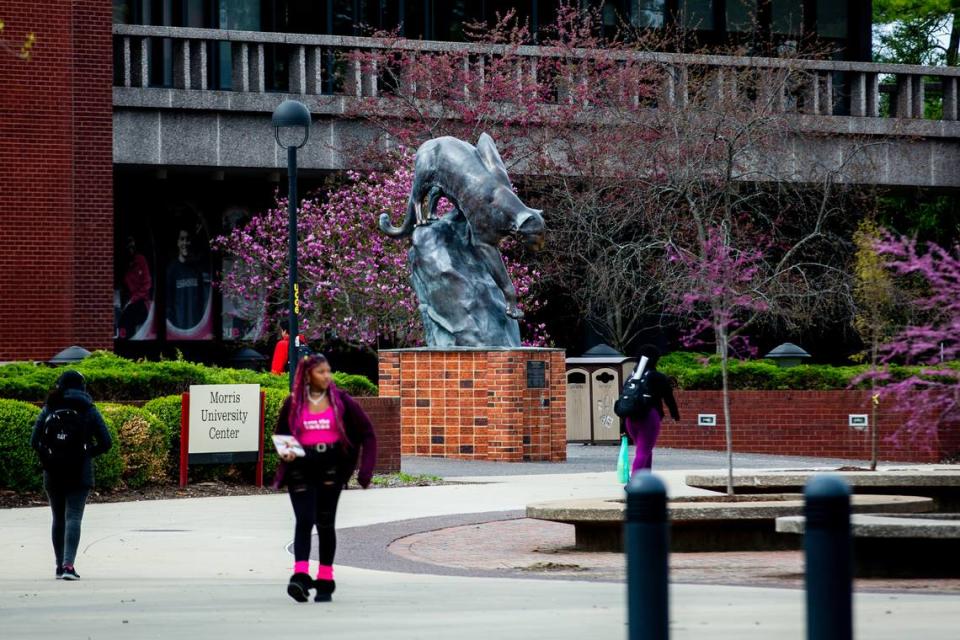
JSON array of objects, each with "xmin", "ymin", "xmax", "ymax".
[
  {"xmin": 355, "ymin": 396, "xmax": 401, "ymax": 473},
  {"xmin": 659, "ymin": 390, "xmax": 960, "ymax": 463},
  {"xmin": 379, "ymin": 349, "xmax": 567, "ymax": 462},
  {"xmin": 0, "ymin": 1, "xmax": 113, "ymax": 360}
]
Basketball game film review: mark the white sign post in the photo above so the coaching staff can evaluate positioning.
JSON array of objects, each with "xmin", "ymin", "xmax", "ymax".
[{"xmin": 180, "ymin": 384, "xmax": 264, "ymax": 487}]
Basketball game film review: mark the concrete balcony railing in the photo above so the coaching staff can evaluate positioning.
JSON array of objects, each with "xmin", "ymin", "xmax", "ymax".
[{"xmin": 114, "ymin": 23, "xmax": 960, "ymax": 122}]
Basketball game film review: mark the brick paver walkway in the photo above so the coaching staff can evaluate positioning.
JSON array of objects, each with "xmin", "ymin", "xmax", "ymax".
[{"xmin": 388, "ymin": 518, "xmax": 960, "ymax": 593}]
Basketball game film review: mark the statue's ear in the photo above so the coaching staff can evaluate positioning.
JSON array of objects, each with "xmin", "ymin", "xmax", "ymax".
[{"xmin": 477, "ymin": 133, "xmax": 510, "ymax": 184}]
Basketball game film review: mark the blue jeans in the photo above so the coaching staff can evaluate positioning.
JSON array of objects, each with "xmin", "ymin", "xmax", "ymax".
[{"xmin": 46, "ymin": 487, "xmax": 89, "ymax": 567}]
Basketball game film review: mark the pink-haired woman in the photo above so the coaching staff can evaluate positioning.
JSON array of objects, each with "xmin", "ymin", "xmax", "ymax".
[{"xmin": 274, "ymin": 353, "xmax": 377, "ymax": 603}]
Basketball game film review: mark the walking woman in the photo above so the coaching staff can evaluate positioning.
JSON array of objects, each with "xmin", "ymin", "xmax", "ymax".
[
  {"xmin": 625, "ymin": 345, "xmax": 679, "ymax": 473},
  {"xmin": 30, "ymin": 370, "xmax": 112, "ymax": 580},
  {"xmin": 274, "ymin": 354, "xmax": 377, "ymax": 603}
]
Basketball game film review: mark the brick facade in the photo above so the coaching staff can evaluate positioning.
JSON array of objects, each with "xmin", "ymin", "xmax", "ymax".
[
  {"xmin": 658, "ymin": 390, "xmax": 960, "ymax": 463},
  {"xmin": 354, "ymin": 396, "xmax": 401, "ymax": 474},
  {"xmin": 379, "ymin": 348, "xmax": 567, "ymax": 462},
  {"xmin": 0, "ymin": 2, "xmax": 113, "ymax": 360}
]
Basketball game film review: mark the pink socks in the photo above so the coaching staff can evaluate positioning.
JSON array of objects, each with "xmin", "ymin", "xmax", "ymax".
[
  {"xmin": 316, "ymin": 565, "xmax": 334, "ymax": 581},
  {"xmin": 293, "ymin": 562, "xmax": 333, "ymax": 580}
]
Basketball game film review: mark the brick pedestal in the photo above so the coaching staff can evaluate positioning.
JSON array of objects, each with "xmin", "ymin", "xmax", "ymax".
[
  {"xmin": 379, "ymin": 348, "xmax": 566, "ymax": 462},
  {"xmin": 354, "ymin": 396, "xmax": 401, "ymax": 473}
]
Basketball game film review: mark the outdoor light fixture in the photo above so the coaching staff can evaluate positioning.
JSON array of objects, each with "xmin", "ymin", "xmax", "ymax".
[
  {"xmin": 764, "ymin": 342, "xmax": 812, "ymax": 368},
  {"xmin": 271, "ymin": 99, "xmax": 312, "ymax": 390}
]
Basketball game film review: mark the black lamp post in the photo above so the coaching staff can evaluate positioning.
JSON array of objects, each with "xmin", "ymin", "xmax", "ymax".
[{"xmin": 271, "ymin": 99, "xmax": 311, "ymax": 390}]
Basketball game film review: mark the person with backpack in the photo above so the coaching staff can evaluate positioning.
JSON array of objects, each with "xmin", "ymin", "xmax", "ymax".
[
  {"xmin": 618, "ymin": 345, "xmax": 679, "ymax": 473},
  {"xmin": 30, "ymin": 370, "xmax": 112, "ymax": 580},
  {"xmin": 273, "ymin": 353, "xmax": 377, "ymax": 603}
]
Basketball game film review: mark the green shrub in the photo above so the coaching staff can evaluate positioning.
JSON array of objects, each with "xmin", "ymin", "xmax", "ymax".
[
  {"xmin": 90, "ymin": 407, "xmax": 124, "ymax": 491},
  {"xmin": 99, "ymin": 404, "xmax": 170, "ymax": 488},
  {"xmin": 0, "ymin": 399, "xmax": 42, "ymax": 492},
  {"xmin": 143, "ymin": 395, "xmax": 184, "ymax": 479},
  {"xmin": 0, "ymin": 352, "xmax": 377, "ymax": 402}
]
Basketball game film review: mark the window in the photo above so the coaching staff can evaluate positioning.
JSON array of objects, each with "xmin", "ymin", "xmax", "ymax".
[
  {"xmin": 682, "ymin": 0, "xmax": 714, "ymax": 31},
  {"xmin": 632, "ymin": 0, "xmax": 665, "ymax": 29},
  {"xmin": 726, "ymin": 0, "xmax": 756, "ymax": 33},
  {"xmin": 816, "ymin": 0, "xmax": 846, "ymax": 39},
  {"xmin": 772, "ymin": 0, "xmax": 802, "ymax": 35}
]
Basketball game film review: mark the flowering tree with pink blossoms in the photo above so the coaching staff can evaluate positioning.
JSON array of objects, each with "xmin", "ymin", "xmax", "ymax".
[
  {"xmin": 668, "ymin": 226, "xmax": 769, "ymax": 495},
  {"xmin": 214, "ymin": 160, "xmax": 549, "ymax": 353},
  {"xmin": 867, "ymin": 232, "xmax": 960, "ymax": 455}
]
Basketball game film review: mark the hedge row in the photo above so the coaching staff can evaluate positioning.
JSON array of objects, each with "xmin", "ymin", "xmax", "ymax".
[
  {"xmin": 656, "ymin": 353, "xmax": 956, "ymax": 391},
  {"xmin": 0, "ymin": 390, "xmax": 291, "ymax": 493},
  {"xmin": 0, "ymin": 351, "xmax": 377, "ymax": 402}
]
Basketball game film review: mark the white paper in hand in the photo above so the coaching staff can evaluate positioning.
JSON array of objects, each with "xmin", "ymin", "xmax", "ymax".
[
  {"xmin": 631, "ymin": 356, "xmax": 649, "ymax": 381},
  {"xmin": 272, "ymin": 435, "xmax": 305, "ymax": 458}
]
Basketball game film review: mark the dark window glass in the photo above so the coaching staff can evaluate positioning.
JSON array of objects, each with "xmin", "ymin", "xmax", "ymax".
[
  {"xmin": 682, "ymin": 0, "xmax": 714, "ymax": 31},
  {"xmin": 772, "ymin": 0, "xmax": 802, "ymax": 35},
  {"xmin": 816, "ymin": 0, "xmax": 846, "ymax": 39},
  {"xmin": 632, "ymin": 0, "xmax": 665, "ymax": 29},
  {"xmin": 726, "ymin": 0, "xmax": 756, "ymax": 32}
]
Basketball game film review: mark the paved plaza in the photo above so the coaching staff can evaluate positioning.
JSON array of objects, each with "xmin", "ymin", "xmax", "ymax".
[{"xmin": 1, "ymin": 447, "xmax": 958, "ymax": 639}]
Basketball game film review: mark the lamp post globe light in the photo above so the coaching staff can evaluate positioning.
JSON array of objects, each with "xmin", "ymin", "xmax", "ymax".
[{"xmin": 272, "ymin": 99, "xmax": 311, "ymax": 390}]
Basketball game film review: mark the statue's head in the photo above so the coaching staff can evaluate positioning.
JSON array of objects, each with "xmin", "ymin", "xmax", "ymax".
[{"xmin": 515, "ymin": 208, "xmax": 546, "ymax": 251}]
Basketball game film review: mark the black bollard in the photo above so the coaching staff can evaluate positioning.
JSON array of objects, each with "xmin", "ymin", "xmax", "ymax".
[
  {"xmin": 625, "ymin": 472, "xmax": 669, "ymax": 640},
  {"xmin": 804, "ymin": 474, "xmax": 853, "ymax": 640}
]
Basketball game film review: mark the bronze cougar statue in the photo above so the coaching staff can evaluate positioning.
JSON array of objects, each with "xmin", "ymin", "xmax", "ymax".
[{"xmin": 379, "ymin": 133, "xmax": 545, "ymax": 319}]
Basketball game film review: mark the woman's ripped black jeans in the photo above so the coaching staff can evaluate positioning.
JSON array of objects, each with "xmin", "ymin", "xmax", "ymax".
[{"xmin": 286, "ymin": 447, "xmax": 343, "ymax": 565}]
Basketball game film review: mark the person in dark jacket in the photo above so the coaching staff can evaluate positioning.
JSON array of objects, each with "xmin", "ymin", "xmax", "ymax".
[
  {"xmin": 625, "ymin": 345, "xmax": 679, "ymax": 473},
  {"xmin": 274, "ymin": 353, "xmax": 377, "ymax": 603},
  {"xmin": 30, "ymin": 370, "xmax": 112, "ymax": 580}
]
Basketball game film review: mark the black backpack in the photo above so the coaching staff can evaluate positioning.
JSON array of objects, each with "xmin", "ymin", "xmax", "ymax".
[
  {"xmin": 614, "ymin": 369, "xmax": 654, "ymax": 419},
  {"xmin": 39, "ymin": 408, "xmax": 88, "ymax": 468}
]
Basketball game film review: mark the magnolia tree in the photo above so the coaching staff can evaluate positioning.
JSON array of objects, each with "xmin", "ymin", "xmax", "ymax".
[
  {"xmin": 869, "ymin": 232, "xmax": 960, "ymax": 452},
  {"xmin": 214, "ymin": 162, "xmax": 548, "ymax": 353}
]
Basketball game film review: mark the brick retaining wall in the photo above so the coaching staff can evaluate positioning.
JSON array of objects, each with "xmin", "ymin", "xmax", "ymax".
[
  {"xmin": 659, "ymin": 390, "xmax": 960, "ymax": 463},
  {"xmin": 379, "ymin": 349, "xmax": 566, "ymax": 462},
  {"xmin": 355, "ymin": 396, "xmax": 401, "ymax": 474}
]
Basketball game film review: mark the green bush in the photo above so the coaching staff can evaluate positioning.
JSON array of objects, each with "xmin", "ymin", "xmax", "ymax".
[
  {"xmin": 90, "ymin": 408, "xmax": 124, "ymax": 491},
  {"xmin": 0, "ymin": 399, "xmax": 42, "ymax": 492},
  {"xmin": 99, "ymin": 404, "xmax": 170, "ymax": 488},
  {"xmin": 0, "ymin": 351, "xmax": 377, "ymax": 403}
]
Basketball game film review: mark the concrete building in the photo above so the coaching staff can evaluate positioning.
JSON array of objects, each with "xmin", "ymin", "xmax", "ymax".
[{"xmin": 3, "ymin": 1, "xmax": 959, "ymax": 362}]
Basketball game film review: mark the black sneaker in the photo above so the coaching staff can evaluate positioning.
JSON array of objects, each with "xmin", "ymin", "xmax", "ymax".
[
  {"xmin": 56, "ymin": 565, "xmax": 63, "ymax": 579},
  {"xmin": 61, "ymin": 566, "xmax": 80, "ymax": 581},
  {"xmin": 286, "ymin": 573, "xmax": 312, "ymax": 603},
  {"xmin": 313, "ymin": 579, "xmax": 335, "ymax": 602}
]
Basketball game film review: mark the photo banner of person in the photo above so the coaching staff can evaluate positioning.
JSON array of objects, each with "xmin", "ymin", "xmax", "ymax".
[
  {"xmin": 165, "ymin": 207, "xmax": 214, "ymax": 341},
  {"xmin": 114, "ymin": 225, "xmax": 157, "ymax": 341}
]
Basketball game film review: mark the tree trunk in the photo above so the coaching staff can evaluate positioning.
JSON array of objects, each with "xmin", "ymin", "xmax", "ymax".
[
  {"xmin": 870, "ymin": 339, "xmax": 878, "ymax": 471},
  {"xmin": 719, "ymin": 323, "xmax": 734, "ymax": 496},
  {"xmin": 948, "ymin": 10, "xmax": 959, "ymax": 67}
]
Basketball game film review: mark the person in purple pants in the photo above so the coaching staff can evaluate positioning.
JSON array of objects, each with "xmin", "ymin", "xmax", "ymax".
[{"xmin": 624, "ymin": 345, "xmax": 680, "ymax": 473}]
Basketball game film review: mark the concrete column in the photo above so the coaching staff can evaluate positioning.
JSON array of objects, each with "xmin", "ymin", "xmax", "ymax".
[
  {"xmin": 867, "ymin": 73, "xmax": 880, "ymax": 117},
  {"xmin": 306, "ymin": 47, "xmax": 323, "ymax": 95},
  {"xmin": 174, "ymin": 39, "xmax": 190, "ymax": 90},
  {"xmin": 911, "ymin": 75, "xmax": 924, "ymax": 118},
  {"xmin": 944, "ymin": 77, "xmax": 958, "ymax": 121},
  {"xmin": 850, "ymin": 72, "xmax": 866, "ymax": 117},
  {"xmin": 363, "ymin": 59, "xmax": 378, "ymax": 97},
  {"xmin": 288, "ymin": 45, "xmax": 306, "ymax": 95},
  {"xmin": 130, "ymin": 37, "xmax": 149, "ymax": 88},
  {"xmin": 250, "ymin": 43, "xmax": 265, "ymax": 93},
  {"xmin": 191, "ymin": 40, "xmax": 207, "ymax": 91},
  {"xmin": 896, "ymin": 74, "xmax": 913, "ymax": 118},
  {"xmin": 804, "ymin": 72, "xmax": 820, "ymax": 115},
  {"xmin": 231, "ymin": 42, "xmax": 249, "ymax": 92},
  {"xmin": 122, "ymin": 37, "xmax": 132, "ymax": 87}
]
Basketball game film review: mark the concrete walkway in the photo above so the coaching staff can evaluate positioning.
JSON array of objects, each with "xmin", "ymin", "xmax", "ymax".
[{"xmin": 2, "ymin": 458, "xmax": 958, "ymax": 639}]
